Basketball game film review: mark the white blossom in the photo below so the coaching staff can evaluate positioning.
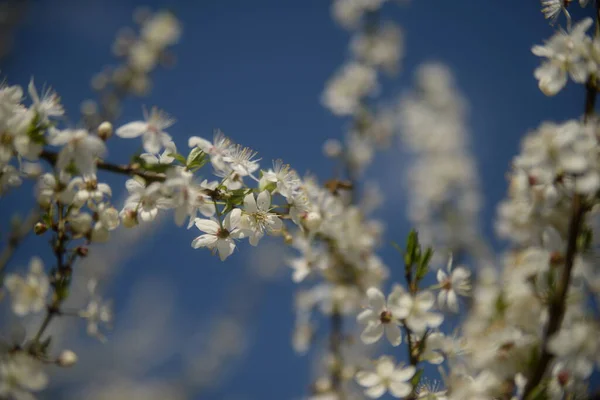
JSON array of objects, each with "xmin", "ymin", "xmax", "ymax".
[
  {"xmin": 4, "ymin": 257, "xmax": 49, "ymax": 316},
  {"xmin": 355, "ymin": 356, "xmax": 415, "ymax": 399},
  {"xmin": 240, "ymin": 191, "xmax": 282, "ymax": 246},
  {"xmin": 436, "ymin": 255, "xmax": 471, "ymax": 312},
  {"xmin": 357, "ymin": 287, "xmax": 403, "ymax": 346},
  {"xmin": 394, "ymin": 289, "xmax": 443, "ymax": 334},
  {"xmin": 0, "ymin": 352, "xmax": 48, "ymax": 400},
  {"xmin": 192, "ymin": 208, "xmax": 244, "ymax": 261},
  {"xmin": 322, "ymin": 62, "xmax": 378, "ymax": 116},
  {"xmin": 532, "ymin": 18, "xmax": 593, "ymax": 96},
  {"xmin": 48, "ymin": 128, "xmax": 106, "ymax": 177},
  {"xmin": 116, "ymin": 107, "xmax": 174, "ymax": 153}
]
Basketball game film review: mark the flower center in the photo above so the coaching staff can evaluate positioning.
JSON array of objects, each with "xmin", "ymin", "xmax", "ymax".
[
  {"xmin": 557, "ymin": 370, "xmax": 570, "ymax": 386},
  {"xmin": 441, "ymin": 278, "xmax": 452, "ymax": 290},
  {"xmin": 217, "ymin": 228, "xmax": 230, "ymax": 239},
  {"xmin": 379, "ymin": 310, "xmax": 392, "ymax": 324}
]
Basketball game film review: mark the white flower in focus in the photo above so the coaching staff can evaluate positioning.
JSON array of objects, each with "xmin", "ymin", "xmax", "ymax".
[
  {"xmin": 79, "ymin": 279, "xmax": 113, "ymax": 342},
  {"xmin": 123, "ymin": 179, "xmax": 171, "ymax": 222},
  {"xmin": 188, "ymin": 130, "xmax": 232, "ymax": 172},
  {"xmin": 260, "ymin": 159, "xmax": 301, "ymax": 201},
  {"xmin": 222, "ymin": 144, "xmax": 261, "ymax": 177},
  {"xmin": 28, "ymin": 79, "xmax": 64, "ymax": 122},
  {"xmin": 322, "ymin": 62, "xmax": 378, "ymax": 115},
  {"xmin": 116, "ymin": 107, "xmax": 174, "ymax": 153},
  {"xmin": 4, "ymin": 257, "xmax": 49, "ymax": 316},
  {"xmin": 436, "ymin": 255, "xmax": 471, "ymax": 312},
  {"xmin": 240, "ymin": 191, "xmax": 283, "ymax": 246},
  {"xmin": 357, "ymin": 287, "xmax": 403, "ymax": 346},
  {"xmin": 394, "ymin": 289, "xmax": 443, "ymax": 333},
  {"xmin": 192, "ymin": 208, "xmax": 244, "ymax": 261},
  {"xmin": 355, "ymin": 356, "xmax": 415, "ymax": 399},
  {"xmin": 532, "ymin": 18, "xmax": 593, "ymax": 96},
  {"xmin": 0, "ymin": 352, "xmax": 48, "ymax": 399},
  {"xmin": 48, "ymin": 128, "xmax": 106, "ymax": 177}
]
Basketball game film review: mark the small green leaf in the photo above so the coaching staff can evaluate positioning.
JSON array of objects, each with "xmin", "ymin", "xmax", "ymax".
[
  {"xmin": 186, "ymin": 148, "xmax": 207, "ymax": 171},
  {"xmin": 169, "ymin": 153, "xmax": 187, "ymax": 165},
  {"xmin": 410, "ymin": 368, "xmax": 424, "ymax": 388}
]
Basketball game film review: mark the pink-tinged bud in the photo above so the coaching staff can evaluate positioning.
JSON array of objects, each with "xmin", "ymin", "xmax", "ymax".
[
  {"xmin": 57, "ymin": 350, "xmax": 78, "ymax": 367},
  {"xmin": 34, "ymin": 222, "xmax": 48, "ymax": 235},
  {"xmin": 302, "ymin": 211, "xmax": 322, "ymax": 231}
]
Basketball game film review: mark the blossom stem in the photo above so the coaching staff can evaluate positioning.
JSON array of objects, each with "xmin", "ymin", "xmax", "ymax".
[
  {"xmin": 39, "ymin": 149, "xmax": 166, "ymax": 183},
  {"xmin": 329, "ymin": 305, "xmax": 345, "ymax": 398}
]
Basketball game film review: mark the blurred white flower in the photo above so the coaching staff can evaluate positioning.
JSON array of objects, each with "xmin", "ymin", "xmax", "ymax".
[
  {"xmin": 356, "ymin": 356, "xmax": 415, "ymax": 398},
  {"xmin": 4, "ymin": 257, "xmax": 49, "ymax": 316}
]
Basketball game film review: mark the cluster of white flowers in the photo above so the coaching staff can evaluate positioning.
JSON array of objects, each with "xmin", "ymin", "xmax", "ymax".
[
  {"xmin": 3, "ymin": 1, "xmax": 600, "ymax": 399},
  {"xmin": 443, "ymin": 6, "xmax": 600, "ymax": 400},
  {"xmin": 83, "ymin": 9, "xmax": 181, "ymax": 129},
  {"xmin": 397, "ymin": 64, "xmax": 486, "ymax": 264},
  {"xmin": 533, "ymin": 16, "xmax": 600, "ymax": 96}
]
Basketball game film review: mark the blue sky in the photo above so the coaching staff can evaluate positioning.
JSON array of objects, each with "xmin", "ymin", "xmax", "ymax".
[{"xmin": 0, "ymin": 0, "xmax": 593, "ymax": 399}]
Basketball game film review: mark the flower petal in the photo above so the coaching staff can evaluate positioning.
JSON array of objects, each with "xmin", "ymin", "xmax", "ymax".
[
  {"xmin": 116, "ymin": 121, "xmax": 147, "ymax": 138},
  {"xmin": 366, "ymin": 287, "xmax": 385, "ymax": 312}
]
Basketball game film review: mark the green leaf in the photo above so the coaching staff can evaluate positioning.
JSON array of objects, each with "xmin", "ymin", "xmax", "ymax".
[
  {"xmin": 169, "ymin": 153, "xmax": 187, "ymax": 165},
  {"xmin": 416, "ymin": 247, "xmax": 434, "ymax": 280},
  {"xmin": 186, "ymin": 148, "xmax": 207, "ymax": 172},
  {"xmin": 410, "ymin": 368, "xmax": 424, "ymax": 388}
]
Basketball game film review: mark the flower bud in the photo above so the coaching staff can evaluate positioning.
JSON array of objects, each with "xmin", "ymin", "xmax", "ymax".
[
  {"xmin": 34, "ymin": 222, "xmax": 48, "ymax": 235},
  {"xmin": 302, "ymin": 211, "xmax": 322, "ymax": 232},
  {"xmin": 121, "ymin": 209, "xmax": 138, "ymax": 228},
  {"xmin": 76, "ymin": 247, "xmax": 89, "ymax": 257},
  {"xmin": 57, "ymin": 350, "xmax": 78, "ymax": 367},
  {"xmin": 97, "ymin": 121, "xmax": 113, "ymax": 141}
]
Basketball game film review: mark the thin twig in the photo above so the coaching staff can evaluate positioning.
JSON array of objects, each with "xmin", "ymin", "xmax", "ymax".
[{"xmin": 39, "ymin": 150, "xmax": 166, "ymax": 183}]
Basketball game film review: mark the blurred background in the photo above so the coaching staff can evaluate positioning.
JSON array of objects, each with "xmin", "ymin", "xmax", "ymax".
[{"xmin": 0, "ymin": 0, "xmax": 591, "ymax": 399}]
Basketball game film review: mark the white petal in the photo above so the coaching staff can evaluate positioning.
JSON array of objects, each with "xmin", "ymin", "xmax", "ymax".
[
  {"xmin": 216, "ymin": 238, "xmax": 235, "ymax": 261},
  {"xmin": 416, "ymin": 291, "xmax": 435, "ymax": 309},
  {"xmin": 364, "ymin": 383, "xmax": 387, "ymax": 399},
  {"xmin": 366, "ymin": 287, "xmax": 385, "ymax": 312},
  {"xmin": 226, "ymin": 208, "xmax": 242, "ymax": 229},
  {"xmin": 447, "ymin": 290, "xmax": 459, "ymax": 312},
  {"xmin": 388, "ymin": 381, "xmax": 412, "ymax": 398},
  {"xmin": 356, "ymin": 371, "xmax": 381, "ymax": 387},
  {"xmin": 194, "ymin": 219, "xmax": 219, "ymax": 234},
  {"xmin": 257, "ymin": 190, "xmax": 271, "ymax": 211},
  {"xmin": 357, "ymin": 309, "xmax": 377, "ymax": 325},
  {"xmin": 243, "ymin": 193, "xmax": 258, "ymax": 213},
  {"xmin": 391, "ymin": 365, "xmax": 415, "ymax": 382},
  {"xmin": 385, "ymin": 324, "xmax": 402, "ymax": 347},
  {"xmin": 360, "ymin": 322, "xmax": 384, "ymax": 344},
  {"xmin": 116, "ymin": 121, "xmax": 147, "ymax": 138},
  {"xmin": 375, "ymin": 357, "xmax": 395, "ymax": 378}
]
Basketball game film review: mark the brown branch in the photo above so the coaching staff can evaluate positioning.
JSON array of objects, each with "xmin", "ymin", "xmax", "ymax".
[{"xmin": 39, "ymin": 150, "xmax": 166, "ymax": 183}]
